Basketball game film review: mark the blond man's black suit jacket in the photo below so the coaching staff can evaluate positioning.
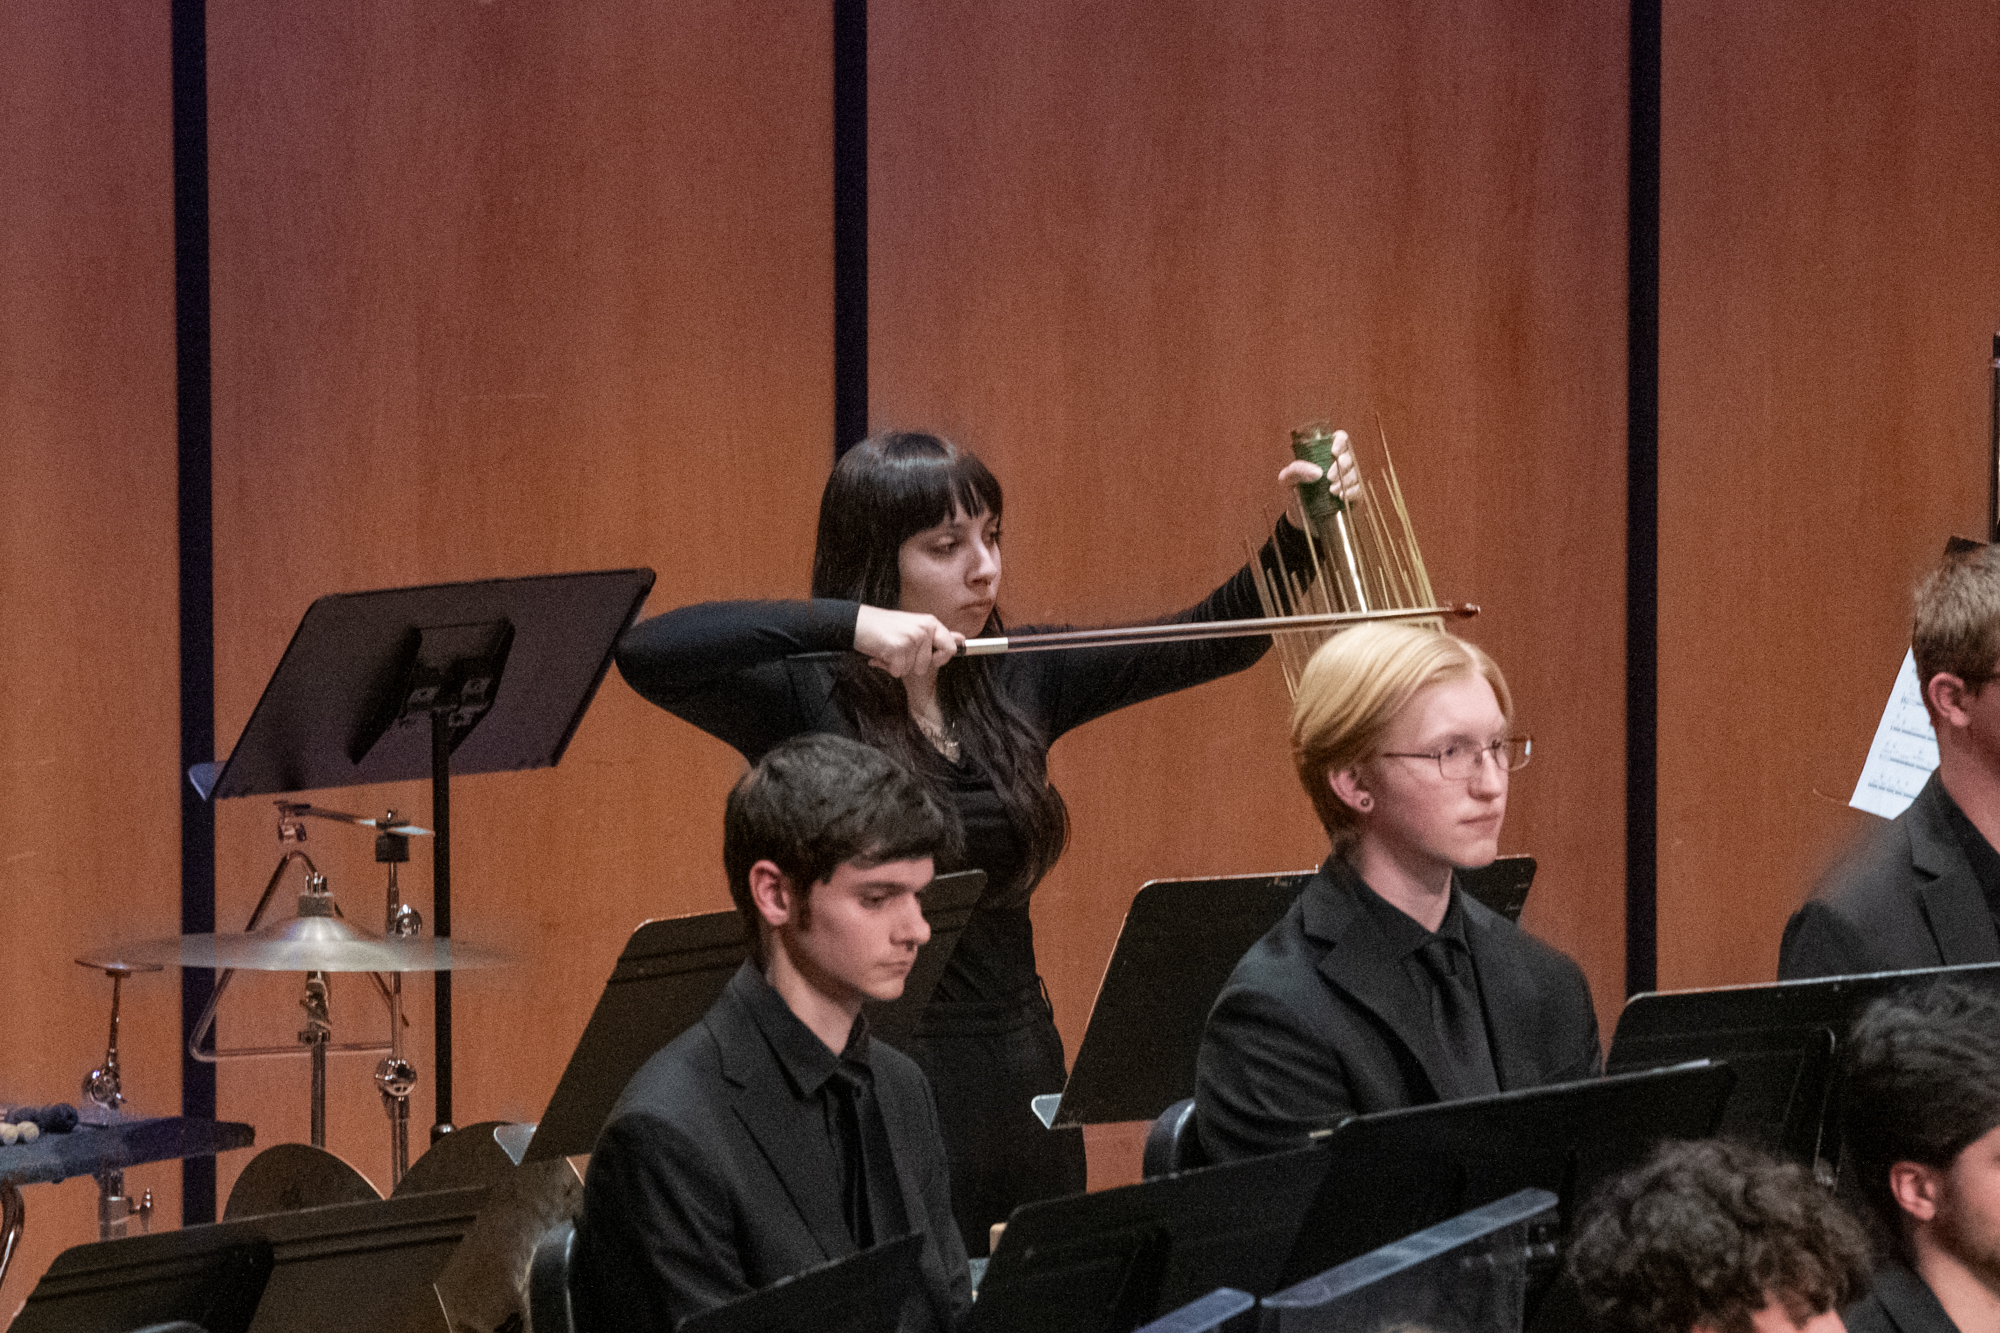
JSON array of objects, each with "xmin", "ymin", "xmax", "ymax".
[
  {"xmin": 570, "ymin": 964, "xmax": 971, "ymax": 1333},
  {"xmin": 1194, "ymin": 858, "xmax": 1602, "ymax": 1163}
]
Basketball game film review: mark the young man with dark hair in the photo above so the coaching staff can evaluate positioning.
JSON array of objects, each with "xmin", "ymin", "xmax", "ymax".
[
  {"xmin": 571, "ymin": 734, "xmax": 972, "ymax": 1333},
  {"xmin": 1783, "ymin": 543, "xmax": 2000, "ymax": 978},
  {"xmin": 1568, "ymin": 1139, "xmax": 1872, "ymax": 1333},
  {"xmin": 1841, "ymin": 982, "xmax": 2000, "ymax": 1333}
]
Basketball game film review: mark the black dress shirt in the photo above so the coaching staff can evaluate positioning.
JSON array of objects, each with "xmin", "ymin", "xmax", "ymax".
[
  {"xmin": 1349, "ymin": 878, "xmax": 1502, "ymax": 1100},
  {"xmin": 1937, "ymin": 783, "xmax": 2000, "ymax": 929},
  {"xmin": 736, "ymin": 971, "xmax": 910, "ymax": 1250}
]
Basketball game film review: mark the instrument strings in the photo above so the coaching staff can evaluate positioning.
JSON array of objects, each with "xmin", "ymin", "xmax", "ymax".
[{"xmin": 1252, "ymin": 420, "xmax": 1441, "ymax": 697}]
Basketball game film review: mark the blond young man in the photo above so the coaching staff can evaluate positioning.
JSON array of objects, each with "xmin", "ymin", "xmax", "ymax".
[
  {"xmin": 1783, "ymin": 543, "xmax": 2000, "ymax": 978},
  {"xmin": 1194, "ymin": 623, "xmax": 1600, "ymax": 1163}
]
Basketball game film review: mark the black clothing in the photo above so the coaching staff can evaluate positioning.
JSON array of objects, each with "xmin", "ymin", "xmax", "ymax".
[
  {"xmin": 613, "ymin": 525, "xmax": 1308, "ymax": 1248},
  {"xmin": 1350, "ymin": 880, "xmax": 1501, "ymax": 1100},
  {"xmin": 1194, "ymin": 857, "xmax": 1602, "ymax": 1163},
  {"xmin": 571, "ymin": 964, "xmax": 970, "ymax": 1333},
  {"xmin": 1779, "ymin": 771, "xmax": 2000, "ymax": 979},
  {"xmin": 910, "ymin": 981, "xmax": 1086, "ymax": 1255},
  {"xmin": 733, "ymin": 976, "xmax": 905, "ymax": 1251},
  {"xmin": 1939, "ymin": 781, "xmax": 2000, "ymax": 924},
  {"xmin": 1845, "ymin": 1262, "xmax": 1961, "ymax": 1333}
]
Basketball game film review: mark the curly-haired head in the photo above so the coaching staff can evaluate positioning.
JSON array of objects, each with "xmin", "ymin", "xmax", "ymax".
[
  {"xmin": 1842, "ymin": 981, "xmax": 2000, "ymax": 1256},
  {"xmin": 1567, "ymin": 1140, "xmax": 1872, "ymax": 1333}
]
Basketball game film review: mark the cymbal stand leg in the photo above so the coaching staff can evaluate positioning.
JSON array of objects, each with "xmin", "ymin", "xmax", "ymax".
[
  {"xmin": 300, "ymin": 971, "xmax": 331, "ymax": 1149},
  {"xmin": 376, "ymin": 832, "xmax": 419, "ymax": 1187},
  {"xmin": 0, "ymin": 1182, "xmax": 23, "ymax": 1296},
  {"xmin": 81, "ymin": 968, "xmax": 130, "ymax": 1114}
]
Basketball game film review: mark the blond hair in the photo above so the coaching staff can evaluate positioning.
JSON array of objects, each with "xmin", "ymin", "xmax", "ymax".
[{"xmin": 1291, "ymin": 623, "xmax": 1513, "ymax": 851}]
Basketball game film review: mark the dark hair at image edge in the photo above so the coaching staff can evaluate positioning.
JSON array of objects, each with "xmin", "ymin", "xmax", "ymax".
[
  {"xmin": 810, "ymin": 431, "xmax": 1069, "ymax": 895},
  {"xmin": 1842, "ymin": 981, "xmax": 2000, "ymax": 1258},
  {"xmin": 723, "ymin": 734, "xmax": 961, "ymax": 964},
  {"xmin": 1567, "ymin": 1139, "xmax": 1870, "ymax": 1333}
]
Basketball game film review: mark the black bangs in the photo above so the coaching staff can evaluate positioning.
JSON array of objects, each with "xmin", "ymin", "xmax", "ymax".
[{"xmin": 813, "ymin": 432, "xmax": 1004, "ymax": 604}]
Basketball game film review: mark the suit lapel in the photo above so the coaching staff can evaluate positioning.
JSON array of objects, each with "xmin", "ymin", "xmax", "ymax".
[
  {"xmin": 708, "ymin": 982, "xmax": 855, "ymax": 1263},
  {"xmin": 1303, "ymin": 864, "xmax": 1454, "ymax": 1101},
  {"xmin": 1460, "ymin": 896, "xmax": 1541, "ymax": 1090},
  {"xmin": 1907, "ymin": 777, "xmax": 2000, "ymax": 966}
]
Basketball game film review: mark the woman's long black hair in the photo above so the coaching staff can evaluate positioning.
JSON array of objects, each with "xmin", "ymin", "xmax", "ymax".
[{"xmin": 811, "ymin": 432, "xmax": 1069, "ymax": 894}]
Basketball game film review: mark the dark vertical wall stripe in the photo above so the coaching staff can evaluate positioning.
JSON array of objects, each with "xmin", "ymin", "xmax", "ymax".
[
  {"xmin": 172, "ymin": 0, "xmax": 217, "ymax": 1225},
  {"xmin": 833, "ymin": 0, "xmax": 868, "ymax": 456},
  {"xmin": 1626, "ymin": 0, "xmax": 1661, "ymax": 997}
]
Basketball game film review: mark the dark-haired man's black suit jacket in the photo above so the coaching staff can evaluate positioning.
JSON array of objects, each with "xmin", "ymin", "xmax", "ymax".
[
  {"xmin": 571, "ymin": 964, "xmax": 971, "ymax": 1333},
  {"xmin": 1844, "ymin": 1262, "xmax": 1963, "ymax": 1333},
  {"xmin": 1779, "ymin": 773, "xmax": 2000, "ymax": 980},
  {"xmin": 1195, "ymin": 858, "xmax": 1602, "ymax": 1163}
]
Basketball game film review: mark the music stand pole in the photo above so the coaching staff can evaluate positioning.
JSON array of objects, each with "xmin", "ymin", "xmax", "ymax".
[
  {"xmin": 1988, "ymin": 332, "xmax": 1998, "ymax": 542},
  {"xmin": 431, "ymin": 712, "xmax": 454, "ymax": 1139}
]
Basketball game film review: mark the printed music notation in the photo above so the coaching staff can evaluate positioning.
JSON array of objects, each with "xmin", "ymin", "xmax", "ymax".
[{"xmin": 1850, "ymin": 648, "xmax": 1938, "ymax": 819}]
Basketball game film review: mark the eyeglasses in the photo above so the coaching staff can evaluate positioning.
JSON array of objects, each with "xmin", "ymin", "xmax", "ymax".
[{"xmin": 1379, "ymin": 736, "xmax": 1532, "ymax": 781}]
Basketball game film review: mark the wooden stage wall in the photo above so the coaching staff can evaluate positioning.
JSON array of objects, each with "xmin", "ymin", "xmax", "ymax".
[
  {"xmin": 3, "ymin": 0, "xmax": 1998, "ymax": 1306},
  {"xmin": 867, "ymin": 0, "xmax": 1630, "ymax": 1181},
  {"xmin": 0, "ymin": 0, "xmax": 183, "ymax": 1309},
  {"xmin": 1656, "ymin": 0, "xmax": 2000, "ymax": 990}
]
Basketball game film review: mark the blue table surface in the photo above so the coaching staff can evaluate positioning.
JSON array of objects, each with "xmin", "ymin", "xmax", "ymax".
[{"xmin": 0, "ymin": 1116, "xmax": 255, "ymax": 1189}]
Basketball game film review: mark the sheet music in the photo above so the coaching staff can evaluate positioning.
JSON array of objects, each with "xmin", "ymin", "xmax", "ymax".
[{"xmin": 1850, "ymin": 649, "xmax": 1938, "ymax": 819}]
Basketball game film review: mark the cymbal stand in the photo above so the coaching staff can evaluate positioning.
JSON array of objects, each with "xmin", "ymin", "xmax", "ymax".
[
  {"xmin": 185, "ymin": 809, "xmax": 398, "ymax": 1158},
  {"xmin": 186, "ymin": 823, "xmax": 397, "ymax": 1064},
  {"xmin": 75, "ymin": 959, "xmax": 160, "ymax": 1239},
  {"xmin": 374, "ymin": 820, "xmax": 421, "ymax": 1185}
]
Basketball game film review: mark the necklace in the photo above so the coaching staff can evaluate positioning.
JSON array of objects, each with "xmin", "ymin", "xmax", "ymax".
[{"xmin": 914, "ymin": 713, "xmax": 960, "ymax": 764}]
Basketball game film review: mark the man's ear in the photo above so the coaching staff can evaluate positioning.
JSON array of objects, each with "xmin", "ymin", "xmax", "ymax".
[
  {"xmin": 1889, "ymin": 1160, "xmax": 1943, "ymax": 1224},
  {"xmin": 1329, "ymin": 766, "xmax": 1375, "ymax": 816},
  {"xmin": 748, "ymin": 860, "xmax": 796, "ymax": 929},
  {"xmin": 1928, "ymin": 672, "xmax": 1975, "ymax": 730}
]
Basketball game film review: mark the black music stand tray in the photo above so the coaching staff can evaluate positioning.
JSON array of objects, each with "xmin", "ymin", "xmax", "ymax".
[
  {"xmin": 186, "ymin": 569, "xmax": 655, "ymax": 1134},
  {"xmin": 969, "ymin": 1141, "xmax": 1336, "ymax": 1333},
  {"xmin": 1261, "ymin": 1188, "xmax": 1557, "ymax": 1333},
  {"xmin": 678, "ymin": 1233, "xmax": 925, "ymax": 1333},
  {"xmin": 1608, "ymin": 960, "xmax": 2000, "ymax": 1171},
  {"xmin": 14, "ymin": 1183, "xmax": 490, "ymax": 1333},
  {"xmin": 1046, "ymin": 858, "xmax": 1536, "ymax": 1128},
  {"xmin": 1281, "ymin": 1060, "xmax": 1734, "ymax": 1287},
  {"xmin": 524, "ymin": 870, "xmax": 985, "ymax": 1162}
]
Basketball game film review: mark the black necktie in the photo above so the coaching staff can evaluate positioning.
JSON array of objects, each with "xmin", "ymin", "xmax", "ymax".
[
  {"xmin": 1416, "ymin": 937, "xmax": 1500, "ymax": 1100},
  {"xmin": 828, "ymin": 1066, "xmax": 874, "ymax": 1249}
]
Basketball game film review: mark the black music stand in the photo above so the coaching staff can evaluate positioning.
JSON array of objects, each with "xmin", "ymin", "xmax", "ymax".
[
  {"xmin": 15, "ymin": 1184, "xmax": 490, "ymax": 1333},
  {"xmin": 524, "ymin": 870, "xmax": 985, "ymax": 1162},
  {"xmin": 1133, "ymin": 1288, "xmax": 1255, "ymax": 1333},
  {"xmin": 1261, "ymin": 1188, "xmax": 1557, "ymax": 1333},
  {"xmin": 1281, "ymin": 1060, "xmax": 1735, "ymax": 1286},
  {"xmin": 678, "ymin": 1233, "xmax": 926, "ymax": 1333},
  {"xmin": 968, "ymin": 1142, "xmax": 1335, "ymax": 1333},
  {"xmin": 188, "ymin": 569, "xmax": 655, "ymax": 1136},
  {"xmin": 1046, "ymin": 858, "xmax": 1537, "ymax": 1128},
  {"xmin": 1608, "ymin": 960, "xmax": 2000, "ymax": 1171}
]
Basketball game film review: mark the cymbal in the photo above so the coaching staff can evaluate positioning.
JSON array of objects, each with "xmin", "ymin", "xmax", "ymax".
[
  {"xmin": 73, "ymin": 957, "xmax": 165, "ymax": 976},
  {"xmin": 280, "ymin": 802, "xmax": 432, "ymax": 837},
  {"xmin": 108, "ymin": 916, "xmax": 511, "ymax": 973}
]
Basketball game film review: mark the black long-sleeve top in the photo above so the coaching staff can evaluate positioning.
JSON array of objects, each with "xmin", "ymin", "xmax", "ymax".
[{"xmin": 614, "ymin": 520, "xmax": 1311, "ymax": 1004}]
